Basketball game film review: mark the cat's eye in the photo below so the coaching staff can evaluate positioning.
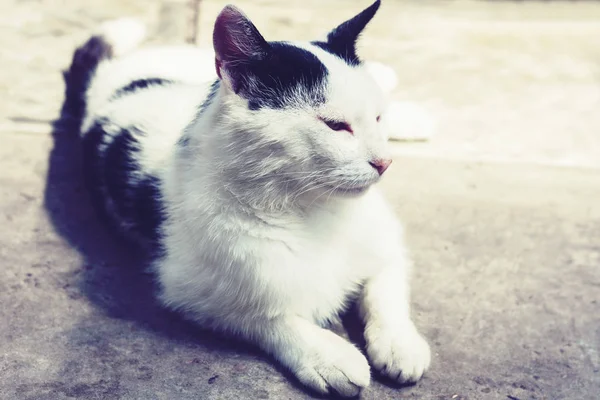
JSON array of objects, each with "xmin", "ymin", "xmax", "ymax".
[{"xmin": 321, "ymin": 118, "xmax": 353, "ymax": 134}]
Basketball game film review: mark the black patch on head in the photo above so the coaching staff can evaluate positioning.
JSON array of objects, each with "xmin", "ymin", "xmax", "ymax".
[
  {"xmin": 236, "ymin": 42, "xmax": 328, "ymax": 110},
  {"xmin": 82, "ymin": 121, "xmax": 165, "ymax": 256},
  {"xmin": 111, "ymin": 78, "xmax": 175, "ymax": 100},
  {"xmin": 213, "ymin": 5, "xmax": 328, "ymax": 110}
]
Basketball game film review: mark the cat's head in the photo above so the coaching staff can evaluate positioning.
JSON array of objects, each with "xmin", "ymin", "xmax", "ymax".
[{"xmin": 212, "ymin": 1, "xmax": 390, "ymax": 202}]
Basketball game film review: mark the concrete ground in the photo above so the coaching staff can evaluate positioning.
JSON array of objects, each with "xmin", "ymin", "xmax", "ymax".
[{"xmin": 1, "ymin": 0, "xmax": 599, "ymax": 399}]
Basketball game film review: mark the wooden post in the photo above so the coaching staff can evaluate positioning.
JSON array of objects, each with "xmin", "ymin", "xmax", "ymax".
[
  {"xmin": 156, "ymin": 0, "xmax": 201, "ymax": 44},
  {"xmin": 186, "ymin": 0, "xmax": 202, "ymax": 45}
]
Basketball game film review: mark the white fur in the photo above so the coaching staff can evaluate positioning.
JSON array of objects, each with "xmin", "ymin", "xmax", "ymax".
[{"xmin": 84, "ymin": 16, "xmax": 430, "ymax": 396}]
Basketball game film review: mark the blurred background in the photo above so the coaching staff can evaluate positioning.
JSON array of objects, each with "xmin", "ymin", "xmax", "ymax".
[
  {"xmin": 2, "ymin": 0, "xmax": 599, "ymax": 167},
  {"xmin": 0, "ymin": 1, "xmax": 599, "ymax": 400}
]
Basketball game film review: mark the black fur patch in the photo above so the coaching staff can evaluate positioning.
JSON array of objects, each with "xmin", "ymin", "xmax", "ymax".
[
  {"xmin": 311, "ymin": 40, "xmax": 361, "ymax": 67},
  {"xmin": 311, "ymin": 0, "xmax": 381, "ymax": 66},
  {"xmin": 63, "ymin": 35, "xmax": 113, "ymax": 130},
  {"xmin": 199, "ymin": 80, "xmax": 220, "ymax": 115},
  {"xmin": 177, "ymin": 135, "xmax": 190, "ymax": 148},
  {"xmin": 82, "ymin": 121, "xmax": 166, "ymax": 256},
  {"xmin": 232, "ymin": 42, "xmax": 328, "ymax": 110},
  {"xmin": 111, "ymin": 78, "xmax": 175, "ymax": 100}
]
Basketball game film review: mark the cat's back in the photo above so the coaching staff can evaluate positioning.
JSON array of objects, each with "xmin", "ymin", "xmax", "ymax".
[
  {"xmin": 79, "ymin": 45, "xmax": 216, "ymax": 250},
  {"xmin": 83, "ymin": 44, "xmax": 216, "ymax": 124}
]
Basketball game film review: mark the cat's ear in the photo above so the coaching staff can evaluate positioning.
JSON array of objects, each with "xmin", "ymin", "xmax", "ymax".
[
  {"xmin": 323, "ymin": 0, "xmax": 381, "ymax": 65},
  {"xmin": 213, "ymin": 5, "xmax": 270, "ymax": 92}
]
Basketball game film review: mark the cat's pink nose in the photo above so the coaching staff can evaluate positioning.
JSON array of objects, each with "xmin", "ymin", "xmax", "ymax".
[{"xmin": 369, "ymin": 158, "xmax": 392, "ymax": 175}]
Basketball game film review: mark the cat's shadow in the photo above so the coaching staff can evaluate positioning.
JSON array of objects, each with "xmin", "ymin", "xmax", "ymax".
[{"xmin": 43, "ymin": 82, "xmax": 377, "ymax": 398}]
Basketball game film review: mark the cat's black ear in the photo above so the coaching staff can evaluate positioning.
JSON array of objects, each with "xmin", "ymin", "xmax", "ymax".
[
  {"xmin": 319, "ymin": 0, "xmax": 381, "ymax": 65},
  {"xmin": 213, "ymin": 5, "xmax": 270, "ymax": 92}
]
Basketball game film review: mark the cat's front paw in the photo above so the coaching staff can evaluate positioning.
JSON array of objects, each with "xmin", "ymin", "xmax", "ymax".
[
  {"xmin": 365, "ymin": 321, "xmax": 431, "ymax": 384},
  {"xmin": 294, "ymin": 331, "xmax": 371, "ymax": 397}
]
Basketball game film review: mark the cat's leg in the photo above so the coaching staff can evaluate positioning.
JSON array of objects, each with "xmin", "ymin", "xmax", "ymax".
[
  {"xmin": 359, "ymin": 257, "xmax": 431, "ymax": 383},
  {"xmin": 247, "ymin": 315, "xmax": 371, "ymax": 397}
]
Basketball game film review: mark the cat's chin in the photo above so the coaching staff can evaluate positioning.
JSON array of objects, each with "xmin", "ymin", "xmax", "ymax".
[{"xmin": 324, "ymin": 184, "xmax": 371, "ymax": 198}]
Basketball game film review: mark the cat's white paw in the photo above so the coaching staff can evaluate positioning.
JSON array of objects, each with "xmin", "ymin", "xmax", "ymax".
[
  {"xmin": 293, "ymin": 331, "xmax": 371, "ymax": 397},
  {"xmin": 365, "ymin": 322, "xmax": 431, "ymax": 384}
]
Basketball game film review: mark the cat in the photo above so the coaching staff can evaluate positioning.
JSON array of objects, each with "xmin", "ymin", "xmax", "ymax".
[{"xmin": 63, "ymin": 0, "xmax": 431, "ymax": 396}]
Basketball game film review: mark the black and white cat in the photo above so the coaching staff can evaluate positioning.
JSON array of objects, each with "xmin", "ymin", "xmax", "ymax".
[{"xmin": 64, "ymin": 1, "xmax": 430, "ymax": 396}]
